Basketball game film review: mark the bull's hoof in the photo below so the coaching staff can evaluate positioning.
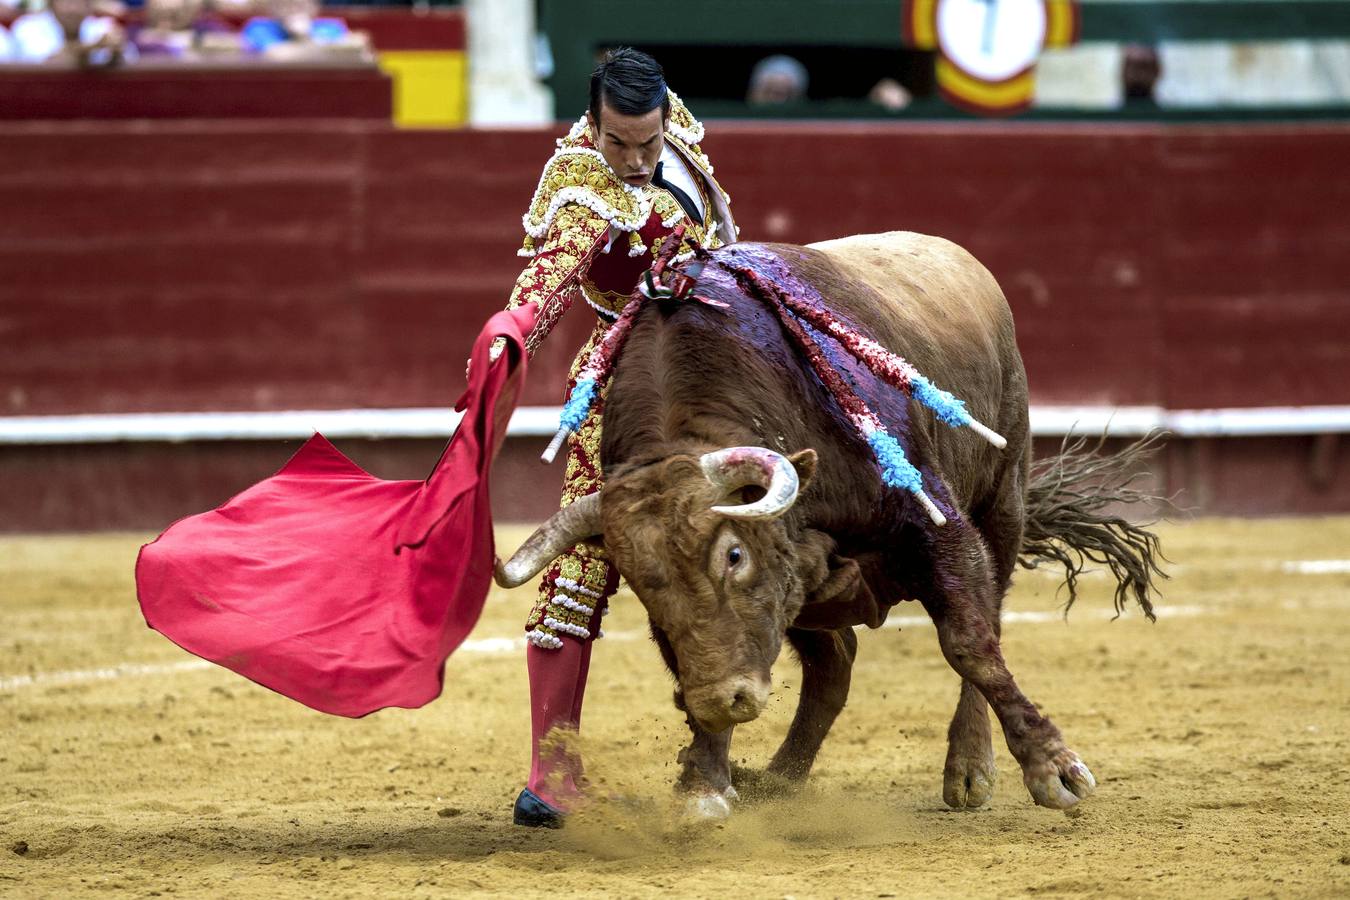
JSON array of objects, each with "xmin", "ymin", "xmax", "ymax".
[
  {"xmin": 513, "ymin": 788, "xmax": 564, "ymax": 828},
  {"xmin": 684, "ymin": 785, "xmax": 739, "ymax": 821},
  {"xmin": 943, "ymin": 754, "xmax": 996, "ymax": 809},
  {"xmin": 1022, "ymin": 748, "xmax": 1096, "ymax": 810}
]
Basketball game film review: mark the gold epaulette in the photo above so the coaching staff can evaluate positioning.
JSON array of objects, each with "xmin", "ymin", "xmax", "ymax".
[{"xmin": 518, "ymin": 148, "xmax": 682, "ymax": 259}]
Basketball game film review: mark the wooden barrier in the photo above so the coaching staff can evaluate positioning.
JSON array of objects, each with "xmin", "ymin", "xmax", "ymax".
[{"xmin": 1, "ymin": 119, "xmax": 1346, "ymax": 525}]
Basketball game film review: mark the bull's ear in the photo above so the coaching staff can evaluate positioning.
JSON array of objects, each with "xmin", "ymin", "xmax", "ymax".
[{"xmin": 788, "ymin": 449, "xmax": 818, "ymax": 492}]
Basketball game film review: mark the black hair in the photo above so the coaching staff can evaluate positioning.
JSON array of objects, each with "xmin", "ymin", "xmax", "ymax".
[{"xmin": 588, "ymin": 47, "xmax": 670, "ymax": 125}]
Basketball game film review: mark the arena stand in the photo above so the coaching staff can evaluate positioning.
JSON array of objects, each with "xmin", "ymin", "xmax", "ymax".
[{"xmin": 1, "ymin": 116, "xmax": 1347, "ymax": 529}]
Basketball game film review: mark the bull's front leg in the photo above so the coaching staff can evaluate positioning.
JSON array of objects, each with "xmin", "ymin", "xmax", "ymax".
[
  {"xmin": 766, "ymin": 626, "xmax": 857, "ymax": 780},
  {"xmin": 919, "ymin": 531, "xmax": 1095, "ymax": 810},
  {"xmin": 651, "ymin": 625, "xmax": 739, "ymax": 818},
  {"xmin": 674, "ymin": 701, "xmax": 738, "ymax": 817}
]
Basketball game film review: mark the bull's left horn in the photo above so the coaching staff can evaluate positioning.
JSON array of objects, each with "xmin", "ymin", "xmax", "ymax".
[
  {"xmin": 495, "ymin": 493, "xmax": 603, "ymax": 588},
  {"xmin": 701, "ymin": 447, "xmax": 800, "ymax": 519}
]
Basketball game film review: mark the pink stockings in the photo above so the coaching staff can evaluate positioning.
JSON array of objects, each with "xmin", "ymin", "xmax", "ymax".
[{"xmin": 525, "ymin": 603, "xmax": 604, "ymax": 808}]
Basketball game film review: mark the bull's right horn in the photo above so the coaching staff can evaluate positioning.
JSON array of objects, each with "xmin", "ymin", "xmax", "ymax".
[
  {"xmin": 495, "ymin": 493, "xmax": 603, "ymax": 588},
  {"xmin": 701, "ymin": 447, "xmax": 801, "ymax": 519}
]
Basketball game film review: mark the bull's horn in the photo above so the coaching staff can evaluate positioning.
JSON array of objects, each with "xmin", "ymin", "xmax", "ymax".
[
  {"xmin": 701, "ymin": 447, "xmax": 800, "ymax": 520},
  {"xmin": 495, "ymin": 493, "xmax": 603, "ymax": 588}
]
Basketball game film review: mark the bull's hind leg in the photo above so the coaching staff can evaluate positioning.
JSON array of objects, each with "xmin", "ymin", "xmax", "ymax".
[
  {"xmin": 921, "ymin": 525, "xmax": 1095, "ymax": 810},
  {"xmin": 945, "ymin": 482, "xmax": 1026, "ymax": 809},
  {"xmin": 946, "ymin": 681, "xmax": 996, "ymax": 808},
  {"xmin": 766, "ymin": 626, "xmax": 857, "ymax": 780}
]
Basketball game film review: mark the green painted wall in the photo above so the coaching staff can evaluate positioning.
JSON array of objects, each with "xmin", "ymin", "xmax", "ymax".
[{"xmin": 539, "ymin": 0, "xmax": 1350, "ymax": 118}]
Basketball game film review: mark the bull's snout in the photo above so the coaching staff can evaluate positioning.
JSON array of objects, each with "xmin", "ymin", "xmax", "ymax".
[{"xmin": 684, "ymin": 676, "xmax": 770, "ymax": 733}]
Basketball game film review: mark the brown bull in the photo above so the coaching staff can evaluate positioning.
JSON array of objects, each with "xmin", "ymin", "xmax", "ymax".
[{"xmin": 499, "ymin": 231, "xmax": 1164, "ymax": 813}]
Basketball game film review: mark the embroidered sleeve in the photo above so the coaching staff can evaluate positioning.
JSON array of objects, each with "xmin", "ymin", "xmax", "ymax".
[{"xmin": 507, "ymin": 203, "xmax": 610, "ymax": 357}]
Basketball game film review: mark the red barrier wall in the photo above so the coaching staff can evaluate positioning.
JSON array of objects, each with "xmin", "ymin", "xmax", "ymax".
[
  {"xmin": 1, "ymin": 120, "xmax": 1347, "ymax": 527},
  {"xmin": 3, "ymin": 120, "xmax": 1347, "ymax": 418},
  {"xmin": 6, "ymin": 431, "xmax": 1348, "ymax": 532}
]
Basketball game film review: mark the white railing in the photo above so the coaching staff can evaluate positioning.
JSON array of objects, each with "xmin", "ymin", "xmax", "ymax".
[{"xmin": 2, "ymin": 404, "xmax": 1349, "ymax": 445}]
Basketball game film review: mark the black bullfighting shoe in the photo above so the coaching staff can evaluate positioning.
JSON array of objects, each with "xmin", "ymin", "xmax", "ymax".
[{"xmin": 513, "ymin": 788, "xmax": 564, "ymax": 828}]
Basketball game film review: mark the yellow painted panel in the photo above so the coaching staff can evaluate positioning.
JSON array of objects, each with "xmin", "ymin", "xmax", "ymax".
[{"xmin": 378, "ymin": 50, "xmax": 467, "ymax": 129}]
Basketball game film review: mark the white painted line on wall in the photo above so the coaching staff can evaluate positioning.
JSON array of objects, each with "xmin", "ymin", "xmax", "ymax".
[
  {"xmin": 1163, "ymin": 406, "xmax": 1350, "ymax": 437},
  {"xmin": 0, "ymin": 407, "xmax": 557, "ymax": 444},
  {"xmin": 1030, "ymin": 405, "xmax": 1350, "ymax": 437},
  {"xmin": 1030, "ymin": 406, "xmax": 1164, "ymax": 437},
  {"xmin": 3, "ymin": 404, "xmax": 1350, "ymax": 445}
]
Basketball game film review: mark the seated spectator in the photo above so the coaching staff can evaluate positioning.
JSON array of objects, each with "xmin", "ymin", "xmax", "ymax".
[
  {"xmin": 240, "ymin": 0, "xmax": 368, "ymax": 61},
  {"xmin": 868, "ymin": 77, "xmax": 912, "ymax": 111},
  {"xmin": 9, "ymin": 0, "xmax": 133, "ymax": 67},
  {"xmin": 0, "ymin": 23, "xmax": 16, "ymax": 61},
  {"xmin": 130, "ymin": 0, "xmax": 228, "ymax": 59},
  {"xmin": 1122, "ymin": 43, "xmax": 1162, "ymax": 105},
  {"xmin": 747, "ymin": 54, "xmax": 809, "ymax": 105},
  {"xmin": 746, "ymin": 52, "xmax": 914, "ymax": 113}
]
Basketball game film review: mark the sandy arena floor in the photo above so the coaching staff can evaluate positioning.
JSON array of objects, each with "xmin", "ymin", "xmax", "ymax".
[{"xmin": 2, "ymin": 517, "xmax": 1349, "ymax": 898}]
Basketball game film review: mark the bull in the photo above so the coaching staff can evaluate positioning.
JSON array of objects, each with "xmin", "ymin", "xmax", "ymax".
[{"xmin": 497, "ymin": 231, "xmax": 1165, "ymax": 813}]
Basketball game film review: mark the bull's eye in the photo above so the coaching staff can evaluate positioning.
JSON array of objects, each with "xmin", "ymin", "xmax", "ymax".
[{"xmin": 727, "ymin": 546, "xmax": 743, "ymax": 567}]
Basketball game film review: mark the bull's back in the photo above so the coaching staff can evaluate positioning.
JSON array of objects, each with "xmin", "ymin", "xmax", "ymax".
[
  {"xmin": 805, "ymin": 231, "xmax": 1010, "ymax": 363},
  {"xmin": 793, "ymin": 231, "xmax": 1029, "ymax": 505}
]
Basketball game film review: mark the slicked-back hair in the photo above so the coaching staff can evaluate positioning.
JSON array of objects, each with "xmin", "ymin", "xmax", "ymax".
[{"xmin": 589, "ymin": 47, "xmax": 670, "ymax": 126}]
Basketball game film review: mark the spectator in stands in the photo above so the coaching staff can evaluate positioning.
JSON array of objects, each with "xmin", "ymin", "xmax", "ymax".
[
  {"xmin": 868, "ymin": 77, "xmax": 913, "ymax": 111},
  {"xmin": 240, "ymin": 0, "xmax": 368, "ymax": 61},
  {"xmin": 747, "ymin": 53, "xmax": 913, "ymax": 112},
  {"xmin": 1122, "ymin": 43, "xmax": 1162, "ymax": 105},
  {"xmin": 130, "ymin": 0, "xmax": 215, "ymax": 58},
  {"xmin": 8, "ymin": 0, "xmax": 132, "ymax": 66},
  {"xmin": 747, "ymin": 53, "xmax": 809, "ymax": 105}
]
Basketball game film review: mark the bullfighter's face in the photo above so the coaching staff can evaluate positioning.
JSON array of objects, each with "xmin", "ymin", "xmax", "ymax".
[
  {"xmin": 587, "ymin": 100, "xmax": 666, "ymax": 189},
  {"xmin": 601, "ymin": 451, "xmax": 817, "ymax": 733}
]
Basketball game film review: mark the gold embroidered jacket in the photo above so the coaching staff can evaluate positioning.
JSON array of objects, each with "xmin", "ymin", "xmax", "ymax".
[{"xmin": 506, "ymin": 92, "xmax": 738, "ymax": 356}]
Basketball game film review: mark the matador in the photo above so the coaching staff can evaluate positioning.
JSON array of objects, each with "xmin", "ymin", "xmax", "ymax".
[{"xmin": 500, "ymin": 49, "xmax": 737, "ymax": 826}]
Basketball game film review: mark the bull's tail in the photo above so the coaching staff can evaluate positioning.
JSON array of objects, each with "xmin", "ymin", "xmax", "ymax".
[{"xmin": 1018, "ymin": 433, "xmax": 1170, "ymax": 621}]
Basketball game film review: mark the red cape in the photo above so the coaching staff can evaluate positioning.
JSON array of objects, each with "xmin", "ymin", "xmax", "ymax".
[{"xmin": 135, "ymin": 305, "xmax": 535, "ymax": 717}]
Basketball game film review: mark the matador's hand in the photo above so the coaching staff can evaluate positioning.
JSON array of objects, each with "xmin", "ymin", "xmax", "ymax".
[{"xmin": 465, "ymin": 338, "xmax": 508, "ymax": 381}]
